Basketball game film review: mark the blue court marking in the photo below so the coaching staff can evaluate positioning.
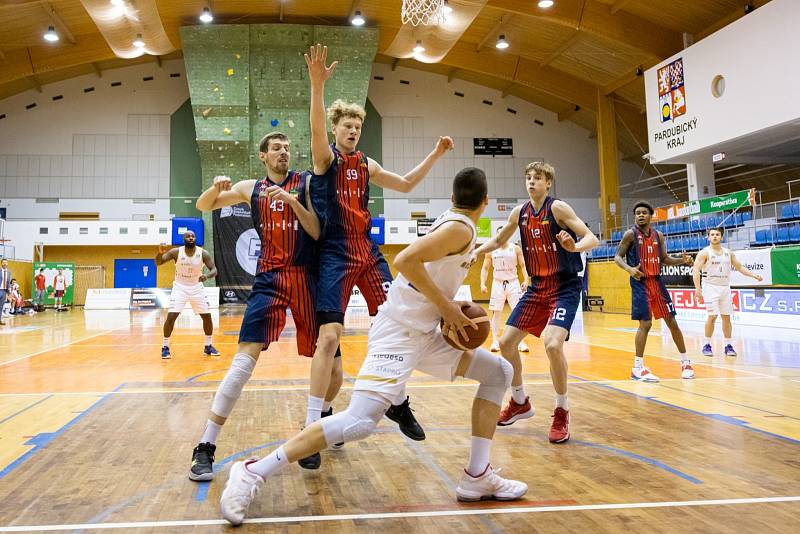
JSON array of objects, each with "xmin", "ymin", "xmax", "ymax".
[
  {"xmin": 0, "ymin": 395, "xmax": 52, "ymax": 425},
  {"xmin": 568, "ymin": 375, "xmax": 800, "ymax": 446},
  {"xmin": 194, "ymin": 439, "xmax": 287, "ymax": 502},
  {"xmin": 185, "ymin": 369, "xmax": 227, "ymax": 383},
  {"xmin": 0, "ymin": 384, "xmax": 125, "ymax": 481}
]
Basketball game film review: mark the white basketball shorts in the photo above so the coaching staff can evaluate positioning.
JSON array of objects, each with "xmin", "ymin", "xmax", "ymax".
[
  {"xmin": 702, "ymin": 284, "xmax": 733, "ymax": 316},
  {"xmin": 169, "ymin": 282, "xmax": 210, "ymax": 314},
  {"xmin": 489, "ymin": 279, "xmax": 522, "ymax": 311}
]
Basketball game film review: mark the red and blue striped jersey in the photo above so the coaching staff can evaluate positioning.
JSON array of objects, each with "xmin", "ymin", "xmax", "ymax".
[
  {"xmin": 312, "ymin": 144, "xmax": 372, "ymax": 240},
  {"xmin": 250, "ymin": 171, "xmax": 315, "ymax": 272},
  {"xmin": 517, "ymin": 197, "xmax": 582, "ymax": 278},
  {"xmin": 626, "ymin": 226, "xmax": 662, "ymax": 277}
]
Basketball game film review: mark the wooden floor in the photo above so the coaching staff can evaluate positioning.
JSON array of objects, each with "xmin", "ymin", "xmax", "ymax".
[{"xmin": 1, "ymin": 307, "xmax": 799, "ymax": 532}]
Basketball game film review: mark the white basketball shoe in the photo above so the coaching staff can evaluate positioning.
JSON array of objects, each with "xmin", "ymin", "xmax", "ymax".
[
  {"xmin": 456, "ymin": 465, "xmax": 528, "ymax": 502},
  {"xmin": 220, "ymin": 458, "xmax": 264, "ymax": 525}
]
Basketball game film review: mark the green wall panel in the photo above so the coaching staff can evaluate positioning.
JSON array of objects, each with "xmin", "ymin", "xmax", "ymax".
[{"xmin": 169, "ymin": 99, "xmax": 203, "ymax": 218}]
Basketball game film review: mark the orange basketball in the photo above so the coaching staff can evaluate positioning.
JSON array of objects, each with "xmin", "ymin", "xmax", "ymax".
[{"xmin": 440, "ymin": 302, "xmax": 490, "ymax": 350}]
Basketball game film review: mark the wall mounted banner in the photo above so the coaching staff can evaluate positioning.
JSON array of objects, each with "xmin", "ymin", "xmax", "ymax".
[
  {"xmin": 212, "ymin": 203, "xmax": 257, "ymax": 303},
  {"xmin": 730, "ymin": 248, "xmax": 772, "ymax": 286},
  {"xmin": 771, "ymin": 246, "xmax": 800, "ymax": 286},
  {"xmin": 653, "ymin": 189, "xmax": 755, "ymax": 221},
  {"xmin": 669, "ymin": 287, "xmax": 800, "ymax": 328},
  {"xmin": 32, "ymin": 262, "xmax": 75, "ymax": 305}
]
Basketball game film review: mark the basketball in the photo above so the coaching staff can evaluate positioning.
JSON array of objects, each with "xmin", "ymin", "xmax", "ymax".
[{"xmin": 440, "ymin": 302, "xmax": 490, "ymax": 350}]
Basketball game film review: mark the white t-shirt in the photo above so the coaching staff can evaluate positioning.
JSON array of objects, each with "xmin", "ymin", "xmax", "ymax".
[
  {"xmin": 54, "ymin": 275, "xmax": 66, "ymax": 290},
  {"xmin": 491, "ymin": 244, "xmax": 519, "ymax": 282},
  {"xmin": 702, "ymin": 246, "xmax": 731, "ymax": 287},
  {"xmin": 174, "ymin": 246, "xmax": 205, "ymax": 286}
]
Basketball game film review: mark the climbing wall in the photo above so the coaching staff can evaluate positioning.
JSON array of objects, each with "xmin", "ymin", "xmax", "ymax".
[{"xmin": 180, "ymin": 24, "xmax": 379, "ymax": 256}]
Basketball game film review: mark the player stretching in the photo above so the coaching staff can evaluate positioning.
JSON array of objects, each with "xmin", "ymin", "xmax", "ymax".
[
  {"xmin": 614, "ymin": 201, "xmax": 695, "ymax": 382},
  {"xmin": 480, "ymin": 228, "xmax": 530, "ymax": 353},
  {"xmin": 156, "ymin": 230, "xmax": 219, "ymax": 359},
  {"xmin": 693, "ymin": 226, "xmax": 762, "ymax": 357},
  {"xmin": 474, "ymin": 162, "xmax": 598, "ymax": 443},
  {"xmin": 302, "ymin": 44, "xmax": 453, "ymax": 467}
]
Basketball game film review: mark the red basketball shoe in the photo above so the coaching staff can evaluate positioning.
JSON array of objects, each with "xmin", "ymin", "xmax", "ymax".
[
  {"xmin": 548, "ymin": 407, "xmax": 570, "ymax": 443},
  {"xmin": 497, "ymin": 397, "xmax": 535, "ymax": 426}
]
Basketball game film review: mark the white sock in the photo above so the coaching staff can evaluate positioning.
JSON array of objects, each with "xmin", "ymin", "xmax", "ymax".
[
  {"xmin": 322, "ymin": 400, "xmax": 332, "ymax": 413},
  {"xmin": 724, "ymin": 338, "xmax": 732, "ymax": 345},
  {"xmin": 555, "ymin": 394, "xmax": 568, "ymax": 410},
  {"xmin": 704, "ymin": 338, "xmax": 712, "ymax": 345},
  {"xmin": 305, "ymin": 395, "xmax": 325, "ymax": 427},
  {"xmin": 634, "ymin": 356, "xmax": 644, "ymax": 368},
  {"xmin": 490, "ymin": 313, "xmax": 502, "ymax": 339},
  {"xmin": 163, "ymin": 337, "xmax": 170, "ymax": 347},
  {"xmin": 205, "ymin": 335, "xmax": 213, "ymax": 346},
  {"xmin": 511, "ymin": 384, "xmax": 526, "ymax": 404},
  {"xmin": 200, "ymin": 420, "xmax": 222, "ymax": 444},
  {"xmin": 679, "ymin": 352, "xmax": 687, "ymax": 363},
  {"xmin": 466, "ymin": 436, "xmax": 492, "ymax": 477},
  {"xmin": 247, "ymin": 446, "xmax": 289, "ymax": 479}
]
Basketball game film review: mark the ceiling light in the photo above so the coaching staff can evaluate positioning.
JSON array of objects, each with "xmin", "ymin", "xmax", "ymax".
[
  {"xmin": 110, "ymin": 0, "xmax": 124, "ymax": 6},
  {"xmin": 43, "ymin": 26, "xmax": 59, "ymax": 42},
  {"xmin": 538, "ymin": 0, "xmax": 555, "ymax": 7},
  {"xmin": 495, "ymin": 34, "xmax": 509, "ymax": 49},
  {"xmin": 351, "ymin": 10, "xmax": 365, "ymax": 26},
  {"xmin": 413, "ymin": 40, "xmax": 425, "ymax": 53},
  {"xmin": 132, "ymin": 33, "xmax": 145, "ymax": 48},
  {"xmin": 443, "ymin": 0, "xmax": 453, "ymax": 15},
  {"xmin": 199, "ymin": 7, "xmax": 213, "ymax": 23}
]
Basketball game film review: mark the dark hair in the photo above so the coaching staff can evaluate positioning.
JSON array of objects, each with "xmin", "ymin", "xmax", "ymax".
[
  {"xmin": 39, "ymin": 268, "xmax": 44, "ymax": 272},
  {"xmin": 708, "ymin": 226, "xmax": 724, "ymax": 236},
  {"xmin": 633, "ymin": 201, "xmax": 654, "ymax": 215},
  {"xmin": 453, "ymin": 167, "xmax": 488, "ymax": 210},
  {"xmin": 258, "ymin": 131, "xmax": 289, "ymax": 153}
]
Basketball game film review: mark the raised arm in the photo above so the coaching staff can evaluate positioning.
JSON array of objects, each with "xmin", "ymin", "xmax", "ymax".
[
  {"xmin": 305, "ymin": 44, "xmax": 337, "ymax": 175},
  {"xmin": 474, "ymin": 207, "xmax": 521, "ymax": 256},
  {"xmin": 551, "ymin": 200, "xmax": 599, "ymax": 253},
  {"xmin": 692, "ymin": 249, "xmax": 709, "ymax": 301},
  {"xmin": 614, "ymin": 230, "xmax": 642, "ymax": 280},
  {"xmin": 264, "ymin": 180, "xmax": 321, "ymax": 241},
  {"xmin": 155, "ymin": 245, "xmax": 179, "ymax": 266},
  {"xmin": 480, "ymin": 253, "xmax": 493, "ymax": 293},
  {"xmin": 394, "ymin": 221, "xmax": 476, "ymax": 342},
  {"xmin": 368, "ymin": 136, "xmax": 454, "ymax": 193},
  {"xmin": 731, "ymin": 251, "xmax": 763, "ymax": 281},
  {"xmin": 200, "ymin": 249, "xmax": 218, "ymax": 282},
  {"xmin": 196, "ymin": 177, "xmax": 254, "ymax": 212},
  {"xmin": 658, "ymin": 231, "xmax": 693, "ymax": 266}
]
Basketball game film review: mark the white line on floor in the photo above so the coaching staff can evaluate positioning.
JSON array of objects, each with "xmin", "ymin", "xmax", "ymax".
[
  {"xmin": 1, "ymin": 495, "xmax": 799, "ymax": 531},
  {"xmin": 0, "ymin": 330, "xmax": 116, "ymax": 367}
]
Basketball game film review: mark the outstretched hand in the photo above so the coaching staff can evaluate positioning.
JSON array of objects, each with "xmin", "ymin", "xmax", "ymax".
[
  {"xmin": 304, "ymin": 44, "xmax": 338, "ymax": 84},
  {"xmin": 433, "ymin": 136, "xmax": 455, "ymax": 156}
]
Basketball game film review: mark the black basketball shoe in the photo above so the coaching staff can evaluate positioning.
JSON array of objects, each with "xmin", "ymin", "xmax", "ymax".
[
  {"xmin": 189, "ymin": 442, "xmax": 216, "ymax": 481},
  {"xmin": 385, "ymin": 396, "xmax": 426, "ymax": 441}
]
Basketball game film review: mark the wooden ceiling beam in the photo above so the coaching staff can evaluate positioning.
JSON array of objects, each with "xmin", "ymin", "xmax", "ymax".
[
  {"xmin": 695, "ymin": 0, "xmax": 770, "ymax": 42},
  {"xmin": 476, "ymin": 14, "xmax": 513, "ymax": 52},
  {"xmin": 484, "ymin": 0, "xmax": 681, "ymax": 59},
  {"xmin": 539, "ymin": 30, "xmax": 581, "ymax": 69},
  {"xmin": 557, "ymin": 105, "xmax": 580, "ymax": 122},
  {"xmin": 603, "ymin": 65, "xmax": 643, "ymax": 95},
  {"xmin": 27, "ymin": 75, "xmax": 42, "ymax": 93},
  {"xmin": 610, "ymin": 0, "xmax": 636, "ymax": 15},
  {"xmin": 41, "ymin": 1, "xmax": 76, "ymax": 45}
]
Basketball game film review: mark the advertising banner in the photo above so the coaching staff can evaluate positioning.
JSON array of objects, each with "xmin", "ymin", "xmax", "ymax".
[
  {"xmin": 731, "ymin": 248, "xmax": 772, "ymax": 286},
  {"xmin": 212, "ymin": 203, "xmax": 257, "ymax": 303},
  {"xmin": 770, "ymin": 246, "xmax": 800, "ymax": 286},
  {"xmin": 653, "ymin": 189, "xmax": 755, "ymax": 221},
  {"xmin": 669, "ymin": 287, "xmax": 800, "ymax": 328},
  {"xmin": 32, "ymin": 262, "xmax": 75, "ymax": 305}
]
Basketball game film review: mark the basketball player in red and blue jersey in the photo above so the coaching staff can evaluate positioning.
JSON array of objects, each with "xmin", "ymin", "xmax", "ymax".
[
  {"xmin": 614, "ymin": 201, "xmax": 695, "ymax": 382},
  {"xmin": 187, "ymin": 132, "xmax": 336, "ymax": 481},
  {"xmin": 474, "ymin": 162, "xmax": 598, "ymax": 444},
  {"xmin": 303, "ymin": 44, "xmax": 454, "ymax": 467}
]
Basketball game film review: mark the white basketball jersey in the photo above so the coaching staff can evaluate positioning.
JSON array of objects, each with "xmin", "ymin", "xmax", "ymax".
[
  {"xmin": 54, "ymin": 275, "xmax": 66, "ymax": 290},
  {"xmin": 380, "ymin": 210, "xmax": 477, "ymax": 332},
  {"xmin": 491, "ymin": 245, "xmax": 518, "ymax": 281},
  {"xmin": 702, "ymin": 246, "xmax": 731, "ymax": 286},
  {"xmin": 175, "ymin": 246, "xmax": 205, "ymax": 286}
]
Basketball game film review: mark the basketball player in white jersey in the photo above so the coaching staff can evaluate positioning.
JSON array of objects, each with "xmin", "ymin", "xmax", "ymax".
[
  {"xmin": 219, "ymin": 168, "xmax": 527, "ymax": 526},
  {"xmin": 693, "ymin": 227, "xmax": 762, "ymax": 357},
  {"xmin": 53, "ymin": 269, "xmax": 67, "ymax": 311},
  {"xmin": 155, "ymin": 230, "xmax": 219, "ymax": 359},
  {"xmin": 480, "ymin": 227, "xmax": 530, "ymax": 353}
]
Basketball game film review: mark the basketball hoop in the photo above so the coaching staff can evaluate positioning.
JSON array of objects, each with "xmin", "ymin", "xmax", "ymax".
[{"xmin": 401, "ymin": 0, "xmax": 445, "ymax": 26}]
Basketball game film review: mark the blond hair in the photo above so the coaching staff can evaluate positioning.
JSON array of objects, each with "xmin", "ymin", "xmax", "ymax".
[
  {"xmin": 525, "ymin": 161, "xmax": 555, "ymax": 182},
  {"xmin": 327, "ymin": 99, "xmax": 366, "ymax": 126}
]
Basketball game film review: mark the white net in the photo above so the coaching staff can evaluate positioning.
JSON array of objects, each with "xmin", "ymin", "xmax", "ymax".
[{"xmin": 401, "ymin": 0, "xmax": 445, "ymax": 26}]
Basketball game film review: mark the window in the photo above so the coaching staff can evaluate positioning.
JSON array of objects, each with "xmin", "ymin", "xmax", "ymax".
[
  {"xmin": 139, "ymin": 227, "xmax": 148, "ymax": 235},
  {"xmin": 159, "ymin": 227, "xmax": 168, "ymax": 234},
  {"xmin": 120, "ymin": 227, "xmax": 128, "ymax": 234},
  {"xmin": 79, "ymin": 228, "xmax": 88, "ymax": 235},
  {"xmin": 39, "ymin": 227, "xmax": 48, "ymax": 234},
  {"xmin": 100, "ymin": 227, "xmax": 108, "ymax": 234},
  {"xmin": 60, "ymin": 227, "xmax": 68, "ymax": 235}
]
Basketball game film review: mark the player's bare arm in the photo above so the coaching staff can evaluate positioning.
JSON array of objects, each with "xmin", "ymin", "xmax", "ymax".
[
  {"xmin": 731, "ymin": 252, "xmax": 763, "ymax": 281},
  {"xmin": 474, "ymin": 206, "xmax": 521, "ymax": 257},
  {"xmin": 196, "ymin": 177, "xmax": 254, "ymax": 211},
  {"xmin": 155, "ymin": 245, "xmax": 179, "ymax": 265},
  {"xmin": 265, "ymin": 181, "xmax": 321, "ymax": 241},
  {"xmin": 480, "ymin": 253, "xmax": 493, "ymax": 293},
  {"xmin": 199, "ymin": 250, "xmax": 218, "ymax": 282},
  {"xmin": 305, "ymin": 44, "xmax": 337, "ymax": 175},
  {"xmin": 693, "ymin": 249, "xmax": 709, "ymax": 301},
  {"xmin": 551, "ymin": 200, "xmax": 599, "ymax": 253},
  {"xmin": 515, "ymin": 244, "xmax": 529, "ymax": 290},
  {"xmin": 615, "ymin": 230, "xmax": 642, "ymax": 280},
  {"xmin": 394, "ymin": 221, "xmax": 477, "ymax": 342},
  {"xmin": 658, "ymin": 230, "xmax": 693, "ymax": 266},
  {"xmin": 368, "ymin": 136, "xmax": 454, "ymax": 193}
]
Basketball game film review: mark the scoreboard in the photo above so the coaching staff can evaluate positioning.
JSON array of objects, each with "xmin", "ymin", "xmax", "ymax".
[{"xmin": 473, "ymin": 138, "xmax": 513, "ymax": 156}]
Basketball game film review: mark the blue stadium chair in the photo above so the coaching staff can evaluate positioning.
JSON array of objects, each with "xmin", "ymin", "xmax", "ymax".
[
  {"xmin": 665, "ymin": 221, "xmax": 675, "ymax": 234},
  {"xmin": 754, "ymin": 229, "xmax": 769, "ymax": 246},
  {"xmin": 680, "ymin": 220, "xmax": 690, "ymax": 234},
  {"xmin": 722, "ymin": 214, "xmax": 736, "ymax": 228},
  {"xmin": 777, "ymin": 225, "xmax": 791, "ymax": 244},
  {"xmin": 780, "ymin": 205, "xmax": 793, "ymax": 221},
  {"xmin": 690, "ymin": 219, "xmax": 701, "ymax": 233},
  {"xmin": 742, "ymin": 211, "xmax": 752, "ymax": 223},
  {"xmin": 793, "ymin": 203, "xmax": 800, "ymax": 220},
  {"xmin": 734, "ymin": 212, "xmax": 743, "ymax": 227},
  {"xmin": 691, "ymin": 235, "xmax": 701, "ymax": 250},
  {"xmin": 699, "ymin": 216, "xmax": 708, "ymax": 231},
  {"xmin": 790, "ymin": 223, "xmax": 800, "ymax": 244}
]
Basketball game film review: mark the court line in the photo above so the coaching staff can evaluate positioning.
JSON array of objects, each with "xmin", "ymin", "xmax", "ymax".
[
  {"xmin": 1, "ymin": 496, "xmax": 799, "ymax": 531},
  {"xmin": 0, "ymin": 329, "xmax": 116, "ymax": 367},
  {"xmin": 0, "ymin": 395, "xmax": 52, "ymax": 426},
  {"xmin": 0, "ymin": 374, "xmax": 778, "ymax": 398},
  {"xmin": 656, "ymin": 382, "xmax": 800, "ymax": 422}
]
